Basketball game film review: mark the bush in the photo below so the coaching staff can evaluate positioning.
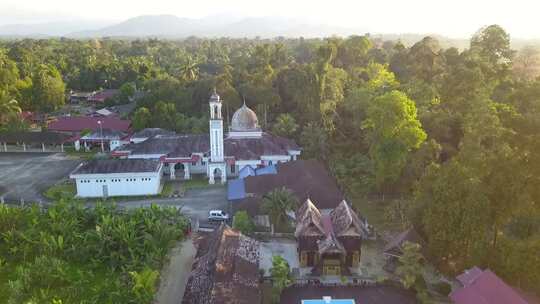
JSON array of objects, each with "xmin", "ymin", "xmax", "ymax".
[
  {"xmin": 233, "ymin": 211, "xmax": 255, "ymax": 235},
  {"xmin": 433, "ymin": 281, "xmax": 452, "ymax": 295}
]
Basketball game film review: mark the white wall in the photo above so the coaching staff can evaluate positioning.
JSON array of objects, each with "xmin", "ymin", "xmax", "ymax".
[
  {"xmin": 72, "ymin": 169, "xmax": 162, "ymax": 198},
  {"xmin": 128, "ymin": 153, "xmax": 165, "ymax": 160}
]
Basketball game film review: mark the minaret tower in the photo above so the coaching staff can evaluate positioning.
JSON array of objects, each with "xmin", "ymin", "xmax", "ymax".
[{"xmin": 208, "ymin": 89, "xmax": 226, "ymax": 184}]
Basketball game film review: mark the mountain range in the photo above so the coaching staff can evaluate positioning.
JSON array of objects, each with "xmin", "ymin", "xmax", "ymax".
[
  {"xmin": 0, "ymin": 14, "xmax": 539, "ymax": 50},
  {"xmin": 0, "ymin": 14, "xmax": 366, "ymax": 39}
]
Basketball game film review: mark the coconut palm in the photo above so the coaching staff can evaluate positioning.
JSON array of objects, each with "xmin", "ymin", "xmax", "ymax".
[
  {"xmin": 262, "ymin": 187, "xmax": 299, "ymax": 228},
  {"xmin": 0, "ymin": 91, "xmax": 21, "ymax": 125},
  {"xmin": 179, "ymin": 56, "xmax": 199, "ymax": 82}
]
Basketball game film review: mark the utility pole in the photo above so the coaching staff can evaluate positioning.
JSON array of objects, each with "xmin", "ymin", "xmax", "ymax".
[{"xmin": 98, "ymin": 120, "xmax": 104, "ymax": 153}]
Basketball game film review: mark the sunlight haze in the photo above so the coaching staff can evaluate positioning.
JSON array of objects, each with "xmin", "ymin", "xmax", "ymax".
[{"xmin": 1, "ymin": 0, "xmax": 540, "ymax": 38}]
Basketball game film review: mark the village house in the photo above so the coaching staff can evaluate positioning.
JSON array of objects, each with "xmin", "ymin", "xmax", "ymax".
[
  {"xmin": 295, "ymin": 199, "xmax": 368, "ymax": 276},
  {"xmin": 229, "ymin": 160, "xmax": 345, "ymax": 214},
  {"xmin": 79, "ymin": 129, "xmax": 129, "ymax": 152},
  {"xmin": 182, "ymin": 223, "xmax": 260, "ymax": 304},
  {"xmin": 87, "ymin": 89, "xmax": 119, "ymax": 103},
  {"xmin": 48, "ymin": 116, "xmax": 131, "ymax": 135},
  {"xmin": 129, "ymin": 128, "xmax": 176, "ymax": 144}
]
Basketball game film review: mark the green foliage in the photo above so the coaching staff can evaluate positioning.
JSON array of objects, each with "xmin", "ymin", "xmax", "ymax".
[
  {"xmin": 363, "ymin": 90, "xmax": 427, "ymax": 190},
  {"xmin": 433, "ymin": 281, "xmax": 452, "ymax": 296},
  {"xmin": 396, "ymin": 241, "xmax": 424, "ymax": 289},
  {"xmin": 31, "ymin": 64, "xmax": 65, "ymax": 113},
  {"xmin": 0, "ymin": 91, "xmax": 21, "ymax": 130},
  {"xmin": 129, "ymin": 267, "xmax": 159, "ymax": 303},
  {"xmin": 270, "ymin": 255, "xmax": 292, "ymax": 304},
  {"xmin": 272, "ymin": 113, "xmax": 298, "ymax": 138},
  {"xmin": 232, "ymin": 211, "xmax": 255, "ymax": 235},
  {"xmin": 132, "ymin": 106, "xmax": 151, "ymax": 131},
  {"xmin": 262, "ymin": 187, "xmax": 299, "ymax": 230},
  {"xmin": 395, "ymin": 242, "xmax": 431, "ymax": 303},
  {"xmin": 43, "ymin": 182, "xmax": 77, "ymax": 201},
  {"xmin": 0, "ymin": 201, "xmax": 188, "ymax": 303}
]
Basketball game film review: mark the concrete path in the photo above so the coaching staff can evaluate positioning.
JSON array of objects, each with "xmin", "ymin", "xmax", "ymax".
[{"xmin": 155, "ymin": 238, "xmax": 196, "ymax": 304}]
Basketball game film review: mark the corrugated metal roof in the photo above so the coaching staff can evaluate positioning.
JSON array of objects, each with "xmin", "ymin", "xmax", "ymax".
[
  {"xmin": 72, "ymin": 159, "xmax": 161, "ymax": 175},
  {"xmin": 227, "ymin": 178, "xmax": 246, "ymax": 201},
  {"xmin": 450, "ymin": 268, "xmax": 529, "ymax": 304}
]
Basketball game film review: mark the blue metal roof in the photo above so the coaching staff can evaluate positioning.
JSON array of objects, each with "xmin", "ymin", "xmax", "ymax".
[
  {"xmin": 255, "ymin": 164, "xmax": 277, "ymax": 176},
  {"xmin": 239, "ymin": 165, "xmax": 256, "ymax": 179},
  {"xmin": 227, "ymin": 178, "xmax": 246, "ymax": 201},
  {"xmin": 302, "ymin": 299, "xmax": 355, "ymax": 304}
]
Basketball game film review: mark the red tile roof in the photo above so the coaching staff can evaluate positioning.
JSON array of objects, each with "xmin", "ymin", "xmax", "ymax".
[
  {"xmin": 450, "ymin": 268, "xmax": 529, "ymax": 304},
  {"xmin": 48, "ymin": 116, "xmax": 131, "ymax": 133}
]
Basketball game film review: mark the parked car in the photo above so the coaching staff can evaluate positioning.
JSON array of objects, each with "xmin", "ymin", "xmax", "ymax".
[{"xmin": 208, "ymin": 210, "xmax": 229, "ymax": 221}]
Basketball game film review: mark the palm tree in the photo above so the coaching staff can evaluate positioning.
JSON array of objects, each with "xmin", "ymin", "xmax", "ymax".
[
  {"xmin": 262, "ymin": 187, "xmax": 299, "ymax": 228},
  {"xmin": 0, "ymin": 91, "xmax": 21, "ymax": 125},
  {"xmin": 179, "ymin": 56, "xmax": 199, "ymax": 82}
]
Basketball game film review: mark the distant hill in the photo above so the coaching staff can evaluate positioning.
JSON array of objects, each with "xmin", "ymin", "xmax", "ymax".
[
  {"xmin": 0, "ymin": 20, "xmax": 112, "ymax": 37},
  {"xmin": 67, "ymin": 14, "xmax": 366, "ymax": 38},
  {"xmin": 1, "ymin": 14, "xmax": 540, "ymax": 50}
]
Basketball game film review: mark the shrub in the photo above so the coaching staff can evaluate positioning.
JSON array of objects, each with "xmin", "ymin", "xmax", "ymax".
[
  {"xmin": 433, "ymin": 281, "xmax": 452, "ymax": 295},
  {"xmin": 233, "ymin": 211, "xmax": 255, "ymax": 235}
]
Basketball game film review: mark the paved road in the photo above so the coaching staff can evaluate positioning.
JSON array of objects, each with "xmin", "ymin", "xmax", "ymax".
[
  {"xmin": 100, "ymin": 187, "xmax": 230, "ymax": 226},
  {"xmin": 0, "ymin": 152, "xmax": 80, "ymax": 202}
]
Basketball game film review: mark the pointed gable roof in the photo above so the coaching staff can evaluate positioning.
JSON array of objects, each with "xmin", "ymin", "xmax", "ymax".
[
  {"xmin": 295, "ymin": 199, "xmax": 325, "ymax": 238},
  {"xmin": 330, "ymin": 200, "xmax": 368, "ymax": 238},
  {"xmin": 318, "ymin": 231, "xmax": 346, "ymax": 255}
]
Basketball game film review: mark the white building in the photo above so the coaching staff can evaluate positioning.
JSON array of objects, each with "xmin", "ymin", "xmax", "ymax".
[
  {"xmin": 70, "ymin": 159, "xmax": 163, "ymax": 198},
  {"xmin": 113, "ymin": 90, "xmax": 301, "ymax": 184}
]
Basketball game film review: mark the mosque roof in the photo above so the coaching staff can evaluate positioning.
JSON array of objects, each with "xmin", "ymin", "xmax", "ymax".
[
  {"xmin": 231, "ymin": 103, "xmax": 259, "ymax": 132},
  {"xmin": 118, "ymin": 132, "xmax": 299, "ymax": 160}
]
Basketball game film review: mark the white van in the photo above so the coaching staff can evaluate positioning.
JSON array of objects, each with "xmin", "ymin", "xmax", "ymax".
[{"xmin": 208, "ymin": 210, "xmax": 229, "ymax": 221}]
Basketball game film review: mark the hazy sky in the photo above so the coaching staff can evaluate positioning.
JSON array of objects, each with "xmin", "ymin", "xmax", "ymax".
[{"xmin": 1, "ymin": 0, "xmax": 539, "ymax": 38}]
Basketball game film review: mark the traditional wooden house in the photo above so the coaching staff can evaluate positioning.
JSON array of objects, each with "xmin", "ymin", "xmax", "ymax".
[
  {"xmin": 295, "ymin": 199, "xmax": 368, "ymax": 276},
  {"xmin": 182, "ymin": 223, "xmax": 260, "ymax": 304}
]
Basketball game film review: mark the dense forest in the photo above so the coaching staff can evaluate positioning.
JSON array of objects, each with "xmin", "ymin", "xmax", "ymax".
[{"xmin": 0, "ymin": 24, "xmax": 539, "ymax": 293}]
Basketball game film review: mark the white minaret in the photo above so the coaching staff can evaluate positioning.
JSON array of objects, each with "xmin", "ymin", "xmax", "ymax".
[
  {"xmin": 209, "ymin": 89, "xmax": 224, "ymax": 162},
  {"xmin": 208, "ymin": 89, "xmax": 226, "ymax": 184}
]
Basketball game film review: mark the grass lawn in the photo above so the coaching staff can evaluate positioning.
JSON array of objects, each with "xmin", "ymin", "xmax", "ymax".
[
  {"xmin": 161, "ymin": 181, "xmax": 176, "ymax": 197},
  {"xmin": 43, "ymin": 181, "xmax": 77, "ymax": 201},
  {"xmin": 63, "ymin": 147, "xmax": 97, "ymax": 160},
  {"xmin": 182, "ymin": 177, "xmax": 224, "ymax": 191}
]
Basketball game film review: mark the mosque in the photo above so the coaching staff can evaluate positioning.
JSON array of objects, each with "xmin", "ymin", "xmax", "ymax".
[{"xmin": 111, "ymin": 89, "xmax": 301, "ymax": 184}]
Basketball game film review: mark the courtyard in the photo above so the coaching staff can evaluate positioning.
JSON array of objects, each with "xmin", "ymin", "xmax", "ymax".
[{"xmin": 0, "ymin": 152, "xmax": 80, "ymax": 203}]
